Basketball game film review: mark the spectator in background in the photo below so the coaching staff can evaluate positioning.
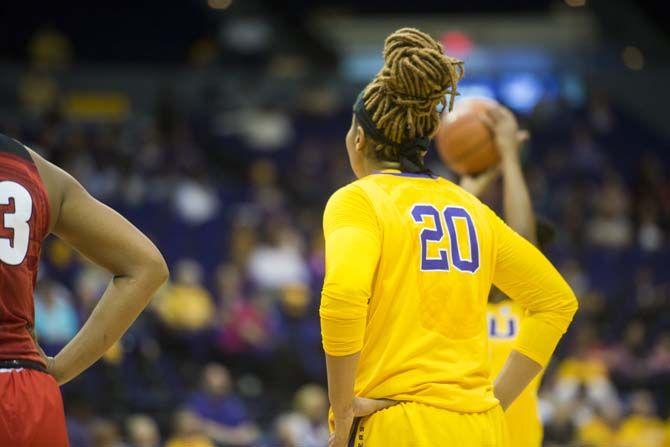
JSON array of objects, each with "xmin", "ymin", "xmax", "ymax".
[
  {"xmin": 34, "ymin": 279, "xmax": 79, "ymax": 351},
  {"xmin": 274, "ymin": 384, "xmax": 329, "ymax": 447},
  {"xmin": 587, "ymin": 176, "xmax": 633, "ymax": 249},
  {"xmin": 229, "ymin": 221, "xmax": 259, "ymax": 269},
  {"xmin": 571, "ymin": 127, "xmax": 605, "ymax": 178},
  {"xmin": 125, "ymin": 415, "xmax": 160, "ymax": 447},
  {"xmin": 248, "ymin": 224, "xmax": 309, "ymax": 290},
  {"xmin": 155, "ymin": 259, "xmax": 215, "ymax": 333},
  {"xmin": 647, "ymin": 332, "xmax": 670, "ymax": 375},
  {"xmin": 553, "ymin": 324, "xmax": 613, "ymax": 404},
  {"xmin": 165, "ymin": 410, "xmax": 214, "ymax": 447},
  {"xmin": 616, "ymin": 390, "xmax": 666, "ymax": 447},
  {"xmin": 216, "ymin": 263, "xmax": 278, "ymax": 357},
  {"xmin": 588, "ymin": 91, "xmax": 615, "ymax": 135},
  {"xmin": 637, "ymin": 200, "xmax": 664, "ymax": 251},
  {"xmin": 186, "ymin": 363, "xmax": 259, "ymax": 446},
  {"xmin": 578, "ymin": 404, "xmax": 622, "ymax": 447},
  {"xmin": 543, "ymin": 401, "xmax": 578, "ymax": 447},
  {"xmin": 216, "ymin": 263, "xmax": 269, "ymax": 356},
  {"xmin": 634, "ymin": 267, "xmax": 663, "ymax": 316},
  {"xmin": 248, "ymin": 159, "xmax": 286, "ymax": 214},
  {"xmin": 173, "ymin": 177, "xmax": 220, "ymax": 225},
  {"xmin": 90, "ymin": 419, "xmax": 125, "ymax": 447},
  {"xmin": 66, "ymin": 398, "xmax": 95, "ymax": 447},
  {"xmin": 605, "ymin": 320, "xmax": 648, "ymax": 381}
]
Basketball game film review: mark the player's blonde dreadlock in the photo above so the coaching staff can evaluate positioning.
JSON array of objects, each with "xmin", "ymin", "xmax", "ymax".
[{"xmin": 358, "ymin": 28, "xmax": 464, "ymax": 171}]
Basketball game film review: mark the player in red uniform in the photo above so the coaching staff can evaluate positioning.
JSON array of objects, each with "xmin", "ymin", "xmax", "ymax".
[{"xmin": 0, "ymin": 134, "xmax": 169, "ymax": 446}]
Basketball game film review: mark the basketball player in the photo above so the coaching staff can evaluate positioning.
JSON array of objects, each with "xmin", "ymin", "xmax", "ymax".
[
  {"xmin": 320, "ymin": 28, "xmax": 578, "ymax": 447},
  {"xmin": 0, "ymin": 134, "xmax": 169, "ymax": 446},
  {"xmin": 460, "ymin": 110, "xmax": 547, "ymax": 447}
]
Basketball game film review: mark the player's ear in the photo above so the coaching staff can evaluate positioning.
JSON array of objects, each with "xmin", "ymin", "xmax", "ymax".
[{"xmin": 355, "ymin": 126, "xmax": 367, "ymax": 153}]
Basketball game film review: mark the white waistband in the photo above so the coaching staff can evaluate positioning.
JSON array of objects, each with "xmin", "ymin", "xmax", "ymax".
[{"xmin": 0, "ymin": 368, "xmax": 24, "ymax": 373}]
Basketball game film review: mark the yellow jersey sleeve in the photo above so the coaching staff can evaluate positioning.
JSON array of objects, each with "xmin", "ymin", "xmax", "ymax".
[
  {"xmin": 320, "ymin": 185, "xmax": 381, "ymax": 356},
  {"xmin": 488, "ymin": 207, "xmax": 578, "ymax": 367}
]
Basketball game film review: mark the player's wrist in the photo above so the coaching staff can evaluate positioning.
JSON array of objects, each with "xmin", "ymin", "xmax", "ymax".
[
  {"xmin": 332, "ymin": 403, "xmax": 354, "ymax": 419},
  {"xmin": 47, "ymin": 354, "xmax": 66, "ymax": 384},
  {"xmin": 498, "ymin": 146, "xmax": 520, "ymax": 165},
  {"xmin": 493, "ymin": 385, "xmax": 511, "ymax": 411}
]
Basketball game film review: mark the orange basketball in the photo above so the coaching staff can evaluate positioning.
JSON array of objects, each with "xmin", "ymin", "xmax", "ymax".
[{"xmin": 435, "ymin": 97, "xmax": 499, "ymax": 175}]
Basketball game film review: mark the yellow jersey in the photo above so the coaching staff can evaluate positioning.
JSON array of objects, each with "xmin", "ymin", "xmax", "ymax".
[
  {"xmin": 488, "ymin": 299, "xmax": 543, "ymax": 446},
  {"xmin": 320, "ymin": 170, "xmax": 577, "ymax": 413}
]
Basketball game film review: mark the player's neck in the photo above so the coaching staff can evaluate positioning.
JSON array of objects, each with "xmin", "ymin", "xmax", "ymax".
[{"xmin": 363, "ymin": 158, "xmax": 401, "ymax": 176}]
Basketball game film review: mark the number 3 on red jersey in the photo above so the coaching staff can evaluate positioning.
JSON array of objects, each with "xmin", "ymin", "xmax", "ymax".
[{"xmin": 0, "ymin": 181, "xmax": 33, "ymax": 266}]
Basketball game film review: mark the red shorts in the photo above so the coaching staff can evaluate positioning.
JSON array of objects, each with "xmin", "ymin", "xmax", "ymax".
[{"xmin": 0, "ymin": 368, "xmax": 69, "ymax": 447}]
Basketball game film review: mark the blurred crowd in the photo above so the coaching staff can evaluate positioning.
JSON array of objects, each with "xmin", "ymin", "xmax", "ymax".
[{"xmin": 2, "ymin": 28, "xmax": 670, "ymax": 447}]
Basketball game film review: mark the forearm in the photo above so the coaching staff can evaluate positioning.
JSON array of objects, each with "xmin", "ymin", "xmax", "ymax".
[
  {"xmin": 500, "ymin": 154, "xmax": 536, "ymax": 244},
  {"xmin": 494, "ymin": 350, "xmax": 542, "ymax": 410},
  {"xmin": 53, "ymin": 267, "xmax": 166, "ymax": 384},
  {"xmin": 326, "ymin": 352, "xmax": 360, "ymax": 417},
  {"xmin": 493, "ymin": 221, "xmax": 578, "ymax": 366}
]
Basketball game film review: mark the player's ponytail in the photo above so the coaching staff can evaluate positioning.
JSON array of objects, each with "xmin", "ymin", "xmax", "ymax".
[{"xmin": 354, "ymin": 28, "xmax": 464, "ymax": 173}]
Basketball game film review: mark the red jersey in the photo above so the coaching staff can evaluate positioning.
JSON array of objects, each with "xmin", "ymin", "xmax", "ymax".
[{"xmin": 0, "ymin": 135, "xmax": 50, "ymax": 366}]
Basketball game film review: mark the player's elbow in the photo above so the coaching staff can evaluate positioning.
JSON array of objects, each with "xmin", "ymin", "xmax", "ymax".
[
  {"xmin": 566, "ymin": 289, "xmax": 579, "ymax": 320},
  {"xmin": 137, "ymin": 247, "xmax": 170, "ymax": 293},
  {"xmin": 147, "ymin": 250, "xmax": 170, "ymax": 288},
  {"xmin": 557, "ymin": 287, "xmax": 579, "ymax": 328}
]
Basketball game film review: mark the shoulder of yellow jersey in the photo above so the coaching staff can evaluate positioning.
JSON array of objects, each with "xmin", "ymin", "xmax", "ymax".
[
  {"xmin": 354, "ymin": 172, "xmax": 489, "ymax": 208},
  {"xmin": 323, "ymin": 180, "xmax": 379, "ymax": 237}
]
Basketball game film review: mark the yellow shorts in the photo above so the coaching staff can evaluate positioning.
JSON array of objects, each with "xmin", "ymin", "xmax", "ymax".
[
  {"xmin": 349, "ymin": 402, "xmax": 509, "ymax": 447},
  {"xmin": 505, "ymin": 401, "xmax": 543, "ymax": 447}
]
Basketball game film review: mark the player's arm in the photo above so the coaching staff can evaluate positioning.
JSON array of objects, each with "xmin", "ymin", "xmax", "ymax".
[
  {"xmin": 489, "ymin": 210, "xmax": 578, "ymax": 409},
  {"xmin": 482, "ymin": 107, "xmax": 535, "ymax": 244},
  {"xmin": 320, "ymin": 186, "xmax": 395, "ymax": 447},
  {"xmin": 459, "ymin": 166, "xmax": 500, "ymax": 198},
  {"xmin": 30, "ymin": 149, "xmax": 169, "ymax": 385},
  {"xmin": 460, "ymin": 106, "xmax": 535, "ymax": 243}
]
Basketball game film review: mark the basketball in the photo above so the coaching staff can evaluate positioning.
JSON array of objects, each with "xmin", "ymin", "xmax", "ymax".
[{"xmin": 435, "ymin": 97, "xmax": 500, "ymax": 175}]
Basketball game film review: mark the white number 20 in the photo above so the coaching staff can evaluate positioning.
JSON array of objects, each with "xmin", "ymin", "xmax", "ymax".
[{"xmin": 0, "ymin": 181, "xmax": 32, "ymax": 265}]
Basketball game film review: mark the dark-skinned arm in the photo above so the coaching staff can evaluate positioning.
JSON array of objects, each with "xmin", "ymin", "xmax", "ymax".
[{"xmin": 30, "ymin": 149, "xmax": 169, "ymax": 385}]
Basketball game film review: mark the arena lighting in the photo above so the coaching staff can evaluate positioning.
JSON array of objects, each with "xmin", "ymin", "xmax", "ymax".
[
  {"xmin": 208, "ymin": 0, "xmax": 232, "ymax": 10},
  {"xmin": 622, "ymin": 45, "xmax": 644, "ymax": 70},
  {"xmin": 565, "ymin": 0, "xmax": 586, "ymax": 6},
  {"xmin": 499, "ymin": 73, "xmax": 544, "ymax": 113},
  {"xmin": 440, "ymin": 31, "xmax": 474, "ymax": 58},
  {"xmin": 457, "ymin": 82, "xmax": 496, "ymax": 101}
]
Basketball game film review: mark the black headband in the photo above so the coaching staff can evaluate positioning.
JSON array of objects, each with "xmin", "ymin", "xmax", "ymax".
[
  {"xmin": 353, "ymin": 90, "xmax": 432, "ymax": 174},
  {"xmin": 353, "ymin": 91, "xmax": 430, "ymax": 154}
]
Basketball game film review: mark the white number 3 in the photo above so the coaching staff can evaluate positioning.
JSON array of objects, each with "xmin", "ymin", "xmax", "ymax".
[{"xmin": 0, "ymin": 181, "xmax": 32, "ymax": 265}]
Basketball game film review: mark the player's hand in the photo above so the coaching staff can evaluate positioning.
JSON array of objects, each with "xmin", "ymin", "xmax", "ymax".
[
  {"xmin": 352, "ymin": 397, "xmax": 398, "ymax": 417},
  {"xmin": 36, "ymin": 345, "xmax": 65, "ymax": 385},
  {"xmin": 35, "ymin": 342, "xmax": 59, "ymax": 382},
  {"xmin": 329, "ymin": 398, "xmax": 396, "ymax": 447},
  {"xmin": 480, "ymin": 106, "xmax": 529, "ymax": 161},
  {"xmin": 459, "ymin": 166, "xmax": 501, "ymax": 197}
]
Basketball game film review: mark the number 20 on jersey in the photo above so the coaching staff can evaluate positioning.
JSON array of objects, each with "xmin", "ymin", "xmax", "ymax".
[{"xmin": 410, "ymin": 204, "xmax": 480, "ymax": 273}]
